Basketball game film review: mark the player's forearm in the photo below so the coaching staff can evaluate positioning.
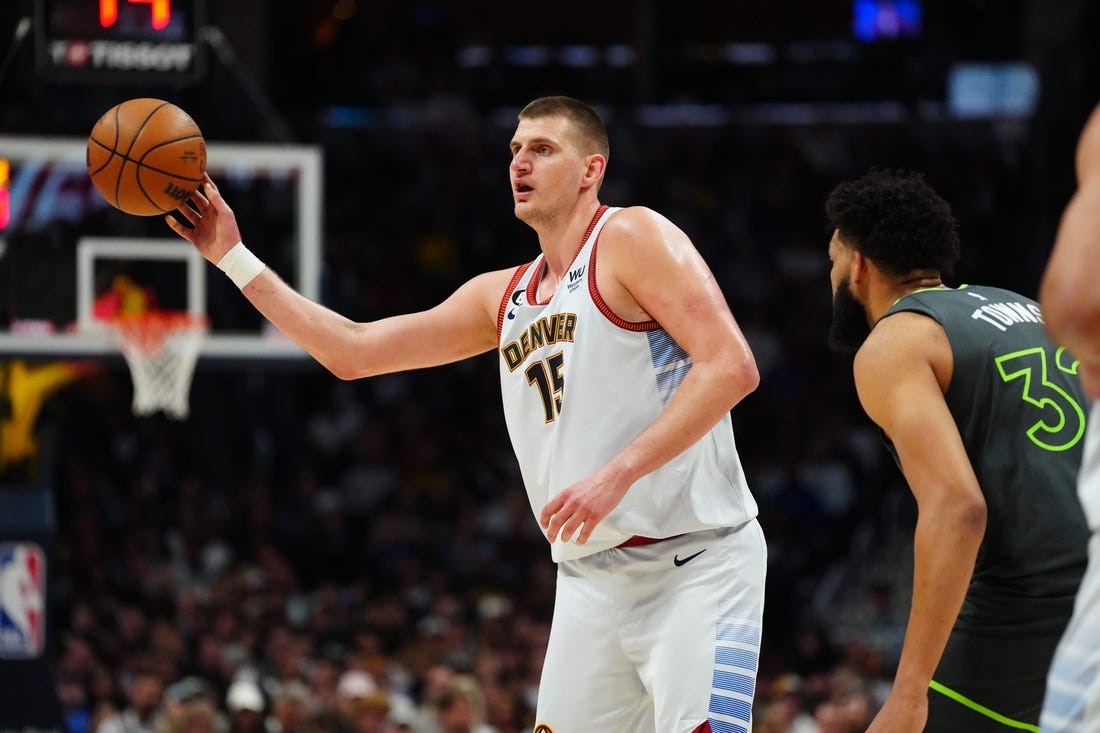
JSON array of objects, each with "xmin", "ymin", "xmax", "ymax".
[
  {"xmin": 604, "ymin": 351, "xmax": 759, "ymax": 487},
  {"xmin": 241, "ymin": 268, "xmax": 364, "ymax": 378},
  {"xmin": 1040, "ymin": 183, "xmax": 1100, "ymax": 368},
  {"xmin": 893, "ymin": 497, "xmax": 986, "ymax": 693}
]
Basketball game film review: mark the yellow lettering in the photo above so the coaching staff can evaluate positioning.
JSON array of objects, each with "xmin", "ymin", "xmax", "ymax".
[
  {"xmin": 502, "ymin": 342, "xmax": 523, "ymax": 371},
  {"xmin": 539, "ymin": 317, "xmax": 555, "ymax": 345},
  {"xmin": 530, "ymin": 320, "xmax": 546, "ymax": 349},
  {"xmin": 501, "ymin": 312, "xmax": 578, "ymax": 373}
]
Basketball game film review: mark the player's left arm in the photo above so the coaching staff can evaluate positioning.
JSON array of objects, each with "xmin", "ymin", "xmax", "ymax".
[
  {"xmin": 1041, "ymin": 102, "xmax": 1100, "ymax": 396},
  {"xmin": 541, "ymin": 206, "xmax": 759, "ymax": 544},
  {"xmin": 855, "ymin": 313, "xmax": 987, "ymax": 733}
]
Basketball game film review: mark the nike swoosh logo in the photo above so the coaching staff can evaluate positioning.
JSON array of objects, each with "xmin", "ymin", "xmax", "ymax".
[{"xmin": 673, "ymin": 549, "xmax": 707, "ymax": 567}]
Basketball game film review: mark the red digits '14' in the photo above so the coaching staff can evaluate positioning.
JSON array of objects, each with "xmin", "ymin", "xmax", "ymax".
[{"xmin": 100, "ymin": 0, "xmax": 171, "ymax": 31}]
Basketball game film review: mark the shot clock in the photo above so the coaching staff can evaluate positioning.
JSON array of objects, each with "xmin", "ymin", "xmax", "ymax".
[{"xmin": 34, "ymin": 0, "xmax": 205, "ymax": 82}]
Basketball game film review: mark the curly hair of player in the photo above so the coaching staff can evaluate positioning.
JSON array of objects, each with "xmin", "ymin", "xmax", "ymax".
[{"xmin": 825, "ymin": 168, "xmax": 961, "ymax": 277}]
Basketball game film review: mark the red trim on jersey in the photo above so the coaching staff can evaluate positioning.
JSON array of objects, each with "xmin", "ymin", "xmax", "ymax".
[
  {"xmin": 588, "ymin": 219, "xmax": 661, "ymax": 332},
  {"xmin": 525, "ymin": 205, "xmax": 611, "ymax": 306},
  {"xmin": 497, "ymin": 262, "xmax": 533, "ymax": 342},
  {"xmin": 525, "ymin": 258, "xmax": 547, "ymax": 306},
  {"xmin": 691, "ymin": 722, "xmax": 712, "ymax": 733},
  {"xmin": 616, "ymin": 533, "xmax": 684, "ymax": 548},
  {"xmin": 582, "ymin": 204, "xmax": 610, "ymax": 249}
]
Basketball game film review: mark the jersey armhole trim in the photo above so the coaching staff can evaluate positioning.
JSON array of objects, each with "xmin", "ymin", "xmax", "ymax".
[
  {"xmin": 587, "ymin": 231, "xmax": 661, "ymax": 332},
  {"xmin": 497, "ymin": 262, "xmax": 533, "ymax": 343}
]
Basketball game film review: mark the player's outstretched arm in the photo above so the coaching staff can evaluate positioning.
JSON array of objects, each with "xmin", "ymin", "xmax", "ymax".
[
  {"xmin": 541, "ymin": 207, "xmax": 760, "ymax": 544},
  {"xmin": 1040, "ymin": 104, "xmax": 1100, "ymax": 397},
  {"xmin": 854, "ymin": 313, "xmax": 987, "ymax": 733},
  {"xmin": 167, "ymin": 174, "xmax": 505, "ymax": 378}
]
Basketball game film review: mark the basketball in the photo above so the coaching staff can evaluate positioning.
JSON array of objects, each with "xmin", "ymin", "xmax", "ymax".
[{"xmin": 86, "ymin": 98, "xmax": 206, "ymax": 217}]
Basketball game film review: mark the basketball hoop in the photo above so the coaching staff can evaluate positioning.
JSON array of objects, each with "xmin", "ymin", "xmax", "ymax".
[{"xmin": 109, "ymin": 311, "xmax": 207, "ymax": 419}]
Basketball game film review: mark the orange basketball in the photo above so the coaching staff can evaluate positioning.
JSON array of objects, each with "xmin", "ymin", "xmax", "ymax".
[{"xmin": 87, "ymin": 98, "xmax": 206, "ymax": 217}]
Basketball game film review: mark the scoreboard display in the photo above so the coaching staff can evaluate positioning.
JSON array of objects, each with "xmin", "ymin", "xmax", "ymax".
[{"xmin": 34, "ymin": 0, "xmax": 205, "ymax": 82}]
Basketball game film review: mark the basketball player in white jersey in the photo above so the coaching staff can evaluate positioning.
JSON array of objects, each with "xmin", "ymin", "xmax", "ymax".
[
  {"xmin": 1039, "ymin": 102, "xmax": 1100, "ymax": 732},
  {"xmin": 166, "ymin": 96, "xmax": 766, "ymax": 733}
]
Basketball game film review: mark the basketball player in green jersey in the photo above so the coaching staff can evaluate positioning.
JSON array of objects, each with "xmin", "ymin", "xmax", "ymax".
[{"xmin": 825, "ymin": 169, "xmax": 1089, "ymax": 732}]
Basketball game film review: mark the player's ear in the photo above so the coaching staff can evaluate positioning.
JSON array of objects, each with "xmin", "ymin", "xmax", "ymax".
[
  {"xmin": 850, "ymin": 250, "xmax": 869, "ymax": 284},
  {"xmin": 583, "ymin": 154, "xmax": 606, "ymax": 188}
]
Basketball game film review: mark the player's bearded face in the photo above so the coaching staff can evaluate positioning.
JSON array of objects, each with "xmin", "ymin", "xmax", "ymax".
[{"xmin": 828, "ymin": 277, "xmax": 872, "ymax": 353}]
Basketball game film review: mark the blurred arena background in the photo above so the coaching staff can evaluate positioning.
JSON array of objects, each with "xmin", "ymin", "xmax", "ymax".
[{"xmin": 1, "ymin": 1, "xmax": 1099, "ymax": 731}]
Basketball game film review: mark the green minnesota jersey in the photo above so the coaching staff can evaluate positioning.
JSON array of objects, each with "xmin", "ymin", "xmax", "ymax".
[{"xmin": 884, "ymin": 285, "xmax": 1089, "ymax": 631}]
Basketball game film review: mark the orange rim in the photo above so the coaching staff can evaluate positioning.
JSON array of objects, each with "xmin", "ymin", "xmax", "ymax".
[{"xmin": 110, "ymin": 311, "xmax": 208, "ymax": 354}]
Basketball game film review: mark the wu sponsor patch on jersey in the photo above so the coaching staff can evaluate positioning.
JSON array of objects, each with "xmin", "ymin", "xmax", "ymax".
[{"xmin": 0, "ymin": 543, "xmax": 46, "ymax": 659}]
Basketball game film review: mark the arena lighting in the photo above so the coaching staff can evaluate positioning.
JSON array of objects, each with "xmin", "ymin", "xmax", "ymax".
[
  {"xmin": 948, "ymin": 63, "xmax": 1040, "ymax": 118},
  {"xmin": 456, "ymin": 44, "xmax": 636, "ymax": 68},
  {"xmin": 0, "ymin": 159, "xmax": 9, "ymax": 231},
  {"xmin": 560, "ymin": 45, "xmax": 600, "ymax": 68},
  {"xmin": 853, "ymin": 0, "xmax": 923, "ymax": 42},
  {"xmin": 724, "ymin": 43, "xmax": 777, "ymax": 65}
]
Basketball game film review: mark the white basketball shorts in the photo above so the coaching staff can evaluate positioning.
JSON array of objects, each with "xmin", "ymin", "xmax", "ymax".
[
  {"xmin": 533, "ymin": 519, "xmax": 767, "ymax": 733},
  {"xmin": 1041, "ymin": 532, "xmax": 1100, "ymax": 732}
]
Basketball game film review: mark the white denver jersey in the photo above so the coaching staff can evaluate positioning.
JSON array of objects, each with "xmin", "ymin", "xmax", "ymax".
[
  {"xmin": 1039, "ymin": 401, "xmax": 1100, "ymax": 732},
  {"xmin": 497, "ymin": 206, "xmax": 758, "ymax": 562},
  {"xmin": 1080, "ymin": 401, "xmax": 1100, "ymax": 532}
]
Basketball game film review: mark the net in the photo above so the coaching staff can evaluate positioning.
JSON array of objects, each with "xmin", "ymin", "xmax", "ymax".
[{"xmin": 110, "ymin": 311, "xmax": 207, "ymax": 419}]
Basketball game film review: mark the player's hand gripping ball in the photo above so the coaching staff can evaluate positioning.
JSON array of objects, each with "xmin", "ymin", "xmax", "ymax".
[{"xmin": 87, "ymin": 98, "xmax": 206, "ymax": 216}]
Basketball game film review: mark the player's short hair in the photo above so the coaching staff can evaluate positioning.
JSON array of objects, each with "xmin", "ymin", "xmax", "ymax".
[
  {"xmin": 825, "ymin": 168, "xmax": 961, "ymax": 277},
  {"xmin": 519, "ymin": 96, "xmax": 610, "ymax": 160}
]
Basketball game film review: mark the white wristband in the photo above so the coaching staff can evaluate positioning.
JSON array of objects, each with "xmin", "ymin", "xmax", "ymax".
[{"xmin": 216, "ymin": 242, "xmax": 266, "ymax": 289}]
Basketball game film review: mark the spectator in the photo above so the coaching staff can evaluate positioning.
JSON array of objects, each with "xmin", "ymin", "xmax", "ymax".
[
  {"xmin": 335, "ymin": 669, "xmax": 378, "ymax": 721},
  {"xmin": 270, "ymin": 680, "xmax": 311, "ymax": 733},
  {"xmin": 427, "ymin": 676, "xmax": 497, "ymax": 733},
  {"xmin": 225, "ymin": 678, "xmax": 267, "ymax": 733},
  {"xmin": 97, "ymin": 670, "xmax": 164, "ymax": 733},
  {"xmin": 348, "ymin": 691, "xmax": 393, "ymax": 733},
  {"xmin": 180, "ymin": 700, "xmax": 220, "ymax": 733}
]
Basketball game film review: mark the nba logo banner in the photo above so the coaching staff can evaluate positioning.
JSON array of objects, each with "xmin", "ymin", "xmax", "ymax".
[{"xmin": 0, "ymin": 543, "xmax": 45, "ymax": 659}]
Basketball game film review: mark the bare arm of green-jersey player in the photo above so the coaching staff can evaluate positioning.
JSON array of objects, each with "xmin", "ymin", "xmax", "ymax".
[{"xmin": 856, "ymin": 313, "xmax": 988, "ymax": 733}]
